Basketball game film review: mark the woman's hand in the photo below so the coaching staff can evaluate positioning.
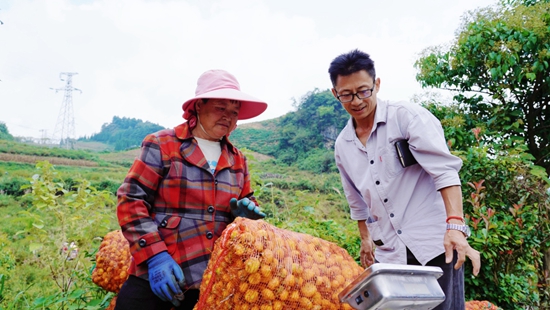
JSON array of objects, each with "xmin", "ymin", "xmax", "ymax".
[{"xmin": 230, "ymin": 197, "xmax": 266, "ymax": 220}]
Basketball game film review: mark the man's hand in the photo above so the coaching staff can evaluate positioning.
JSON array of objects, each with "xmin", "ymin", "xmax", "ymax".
[
  {"xmin": 360, "ymin": 238, "xmax": 375, "ymax": 268},
  {"xmin": 147, "ymin": 251, "xmax": 185, "ymax": 307},
  {"xmin": 230, "ymin": 197, "xmax": 266, "ymax": 220},
  {"xmin": 444, "ymin": 229, "xmax": 481, "ymax": 276}
]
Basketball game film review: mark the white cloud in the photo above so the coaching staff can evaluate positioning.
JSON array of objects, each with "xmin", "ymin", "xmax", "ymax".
[{"xmin": 0, "ymin": 0, "xmax": 496, "ymax": 139}]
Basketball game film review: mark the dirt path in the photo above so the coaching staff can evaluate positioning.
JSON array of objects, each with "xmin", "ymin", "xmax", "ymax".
[{"xmin": 0, "ymin": 153, "xmax": 98, "ymax": 167}]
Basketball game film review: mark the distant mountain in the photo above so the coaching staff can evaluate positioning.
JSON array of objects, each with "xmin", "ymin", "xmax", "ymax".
[{"xmin": 79, "ymin": 116, "xmax": 166, "ymax": 151}]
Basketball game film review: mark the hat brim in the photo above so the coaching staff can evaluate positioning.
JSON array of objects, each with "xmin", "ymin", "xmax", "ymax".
[{"xmin": 182, "ymin": 89, "xmax": 268, "ymax": 120}]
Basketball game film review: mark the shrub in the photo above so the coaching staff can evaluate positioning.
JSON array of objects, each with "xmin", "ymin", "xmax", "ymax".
[{"xmin": 0, "ymin": 176, "xmax": 29, "ymax": 197}]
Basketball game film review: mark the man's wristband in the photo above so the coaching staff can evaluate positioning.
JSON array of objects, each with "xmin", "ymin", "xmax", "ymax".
[{"xmin": 446, "ymin": 216, "xmax": 465, "ymax": 223}]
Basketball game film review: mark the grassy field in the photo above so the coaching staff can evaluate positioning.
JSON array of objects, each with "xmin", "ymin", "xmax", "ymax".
[{"xmin": 0, "ymin": 138, "xmax": 362, "ymax": 309}]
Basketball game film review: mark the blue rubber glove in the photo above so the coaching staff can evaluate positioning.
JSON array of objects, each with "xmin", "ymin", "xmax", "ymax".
[
  {"xmin": 230, "ymin": 197, "xmax": 266, "ymax": 220},
  {"xmin": 147, "ymin": 251, "xmax": 185, "ymax": 306}
]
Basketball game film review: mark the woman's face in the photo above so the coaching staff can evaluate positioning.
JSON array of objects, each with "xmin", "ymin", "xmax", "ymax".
[{"xmin": 195, "ymin": 99, "xmax": 241, "ymax": 140}]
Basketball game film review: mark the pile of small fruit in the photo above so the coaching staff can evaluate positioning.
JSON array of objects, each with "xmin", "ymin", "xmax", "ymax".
[{"xmin": 465, "ymin": 300, "xmax": 500, "ymax": 310}]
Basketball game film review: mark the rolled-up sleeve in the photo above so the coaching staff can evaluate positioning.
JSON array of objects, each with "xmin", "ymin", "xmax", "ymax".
[{"xmin": 406, "ymin": 108, "xmax": 462, "ymax": 190}]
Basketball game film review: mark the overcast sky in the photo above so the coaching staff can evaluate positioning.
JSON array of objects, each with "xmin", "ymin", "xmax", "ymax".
[{"xmin": 0, "ymin": 0, "xmax": 496, "ymax": 140}]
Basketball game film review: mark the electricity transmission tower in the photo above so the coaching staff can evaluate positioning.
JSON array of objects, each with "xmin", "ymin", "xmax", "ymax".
[{"xmin": 51, "ymin": 72, "xmax": 81, "ymax": 149}]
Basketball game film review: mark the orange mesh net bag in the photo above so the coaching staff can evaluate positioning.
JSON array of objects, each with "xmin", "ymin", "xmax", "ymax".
[
  {"xmin": 104, "ymin": 296, "xmax": 118, "ymax": 310},
  {"xmin": 92, "ymin": 230, "xmax": 131, "ymax": 293},
  {"xmin": 194, "ymin": 217, "xmax": 363, "ymax": 310}
]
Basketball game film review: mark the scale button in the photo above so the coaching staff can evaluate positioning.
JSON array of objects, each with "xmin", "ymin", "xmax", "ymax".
[{"xmin": 355, "ymin": 295, "xmax": 363, "ymax": 304}]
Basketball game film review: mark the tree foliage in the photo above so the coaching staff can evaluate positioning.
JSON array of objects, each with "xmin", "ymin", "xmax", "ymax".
[
  {"xmin": 423, "ymin": 101, "xmax": 550, "ymax": 309},
  {"xmin": 0, "ymin": 122, "xmax": 14, "ymax": 141},
  {"xmin": 415, "ymin": 0, "xmax": 550, "ymax": 174},
  {"xmin": 80, "ymin": 116, "xmax": 165, "ymax": 151}
]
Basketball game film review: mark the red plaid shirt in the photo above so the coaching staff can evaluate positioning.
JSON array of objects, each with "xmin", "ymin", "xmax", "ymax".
[{"xmin": 117, "ymin": 122, "xmax": 257, "ymax": 289}]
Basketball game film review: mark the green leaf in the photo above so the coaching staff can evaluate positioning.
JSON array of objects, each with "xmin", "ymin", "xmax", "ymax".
[
  {"xmin": 32, "ymin": 223, "xmax": 44, "ymax": 229},
  {"xmin": 29, "ymin": 243, "xmax": 43, "ymax": 252}
]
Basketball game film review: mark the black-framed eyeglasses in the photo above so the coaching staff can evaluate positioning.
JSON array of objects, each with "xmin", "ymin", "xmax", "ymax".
[{"xmin": 336, "ymin": 85, "xmax": 375, "ymax": 103}]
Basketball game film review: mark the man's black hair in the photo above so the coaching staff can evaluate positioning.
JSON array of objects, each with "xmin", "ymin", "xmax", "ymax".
[{"xmin": 328, "ymin": 49, "xmax": 376, "ymax": 87}]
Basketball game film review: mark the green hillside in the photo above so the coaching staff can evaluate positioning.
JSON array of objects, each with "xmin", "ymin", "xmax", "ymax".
[
  {"xmin": 79, "ymin": 116, "xmax": 166, "ymax": 151},
  {"xmin": 231, "ymin": 89, "xmax": 348, "ymax": 173}
]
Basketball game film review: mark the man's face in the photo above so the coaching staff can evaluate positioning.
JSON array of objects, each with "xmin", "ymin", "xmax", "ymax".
[{"xmin": 332, "ymin": 70, "xmax": 380, "ymax": 122}]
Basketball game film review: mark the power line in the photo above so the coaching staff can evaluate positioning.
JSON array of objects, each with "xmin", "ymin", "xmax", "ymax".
[{"xmin": 51, "ymin": 72, "xmax": 81, "ymax": 149}]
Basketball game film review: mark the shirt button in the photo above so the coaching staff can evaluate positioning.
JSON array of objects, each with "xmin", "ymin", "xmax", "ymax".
[
  {"xmin": 384, "ymin": 199, "xmax": 388, "ymax": 203},
  {"xmin": 138, "ymin": 239, "xmax": 146, "ymax": 247},
  {"xmin": 206, "ymin": 232, "xmax": 213, "ymax": 239},
  {"xmin": 160, "ymin": 220, "xmax": 167, "ymax": 227},
  {"xmin": 375, "ymin": 181, "xmax": 380, "ymax": 185},
  {"xmin": 390, "ymin": 213, "xmax": 394, "ymax": 218},
  {"xmin": 207, "ymin": 206, "xmax": 215, "ymax": 213},
  {"xmin": 370, "ymin": 160, "xmax": 374, "ymax": 164},
  {"xmin": 397, "ymin": 230, "xmax": 402, "ymax": 234},
  {"xmin": 215, "ymin": 179, "xmax": 219, "ymax": 185}
]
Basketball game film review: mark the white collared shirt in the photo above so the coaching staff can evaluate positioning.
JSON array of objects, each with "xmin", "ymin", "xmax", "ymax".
[{"xmin": 334, "ymin": 99, "xmax": 462, "ymax": 265}]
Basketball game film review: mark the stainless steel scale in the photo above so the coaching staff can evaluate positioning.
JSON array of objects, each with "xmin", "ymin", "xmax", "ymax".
[{"xmin": 339, "ymin": 263, "xmax": 445, "ymax": 310}]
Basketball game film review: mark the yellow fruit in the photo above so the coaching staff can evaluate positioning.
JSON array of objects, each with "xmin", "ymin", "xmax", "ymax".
[
  {"xmin": 279, "ymin": 289, "xmax": 289, "ymax": 301},
  {"xmin": 313, "ymin": 252, "xmax": 326, "ymax": 265},
  {"xmin": 273, "ymin": 301, "xmax": 284, "ymax": 310},
  {"xmin": 300, "ymin": 297, "xmax": 314, "ymax": 309},
  {"xmin": 262, "ymin": 288, "xmax": 276, "ymax": 300},
  {"xmin": 234, "ymin": 244, "xmax": 246, "ymax": 256},
  {"xmin": 245, "ymin": 257, "xmax": 261, "ymax": 274},
  {"xmin": 244, "ymin": 289, "xmax": 259, "ymax": 303},
  {"xmin": 248, "ymin": 272, "xmax": 262, "ymax": 285},
  {"xmin": 301, "ymin": 282, "xmax": 317, "ymax": 298},
  {"xmin": 303, "ymin": 268, "xmax": 316, "ymax": 281},
  {"xmin": 267, "ymin": 277, "xmax": 280, "ymax": 290},
  {"xmin": 289, "ymin": 290, "xmax": 300, "ymax": 301},
  {"xmin": 283, "ymin": 274, "xmax": 296, "ymax": 287},
  {"xmin": 254, "ymin": 240, "xmax": 265, "ymax": 252},
  {"xmin": 238, "ymin": 282, "xmax": 249, "ymax": 293},
  {"xmin": 260, "ymin": 264, "xmax": 272, "ymax": 278},
  {"xmin": 262, "ymin": 249, "xmax": 274, "ymax": 264}
]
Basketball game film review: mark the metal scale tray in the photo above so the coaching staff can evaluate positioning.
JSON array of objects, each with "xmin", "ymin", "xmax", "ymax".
[{"xmin": 338, "ymin": 263, "xmax": 445, "ymax": 310}]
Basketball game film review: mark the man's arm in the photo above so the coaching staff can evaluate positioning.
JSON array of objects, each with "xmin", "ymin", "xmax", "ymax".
[{"xmin": 440, "ymin": 185, "xmax": 481, "ymax": 276}]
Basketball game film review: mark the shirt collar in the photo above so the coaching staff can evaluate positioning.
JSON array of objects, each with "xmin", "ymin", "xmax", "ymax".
[
  {"xmin": 343, "ymin": 99, "xmax": 388, "ymax": 141},
  {"xmin": 174, "ymin": 122, "xmax": 238, "ymax": 154}
]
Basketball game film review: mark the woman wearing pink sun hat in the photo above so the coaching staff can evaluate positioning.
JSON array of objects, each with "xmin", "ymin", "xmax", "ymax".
[{"xmin": 115, "ymin": 70, "xmax": 268, "ymax": 310}]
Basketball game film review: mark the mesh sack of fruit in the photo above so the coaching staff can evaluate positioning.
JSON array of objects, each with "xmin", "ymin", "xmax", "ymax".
[
  {"xmin": 92, "ymin": 230, "xmax": 131, "ymax": 293},
  {"xmin": 105, "ymin": 296, "xmax": 118, "ymax": 310},
  {"xmin": 465, "ymin": 300, "xmax": 500, "ymax": 310},
  {"xmin": 193, "ymin": 217, "xmax": 363, "ymax": 310}
]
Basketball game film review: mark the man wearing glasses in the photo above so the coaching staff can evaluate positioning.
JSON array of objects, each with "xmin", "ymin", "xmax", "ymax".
[{"xmin": 328, "ymin": 49, "xmax": 481, "ymax": 310}]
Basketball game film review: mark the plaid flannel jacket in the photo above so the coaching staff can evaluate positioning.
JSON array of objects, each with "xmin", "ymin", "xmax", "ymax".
[{"xmin": 116, "ymin": 122, "xmax": 256, "ymax": 289}]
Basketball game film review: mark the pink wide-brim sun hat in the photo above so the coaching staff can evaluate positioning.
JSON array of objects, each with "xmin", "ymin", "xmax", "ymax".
[{"xmin": 182, "ymin": 70, "xmax": 268, "ymax": 120}]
